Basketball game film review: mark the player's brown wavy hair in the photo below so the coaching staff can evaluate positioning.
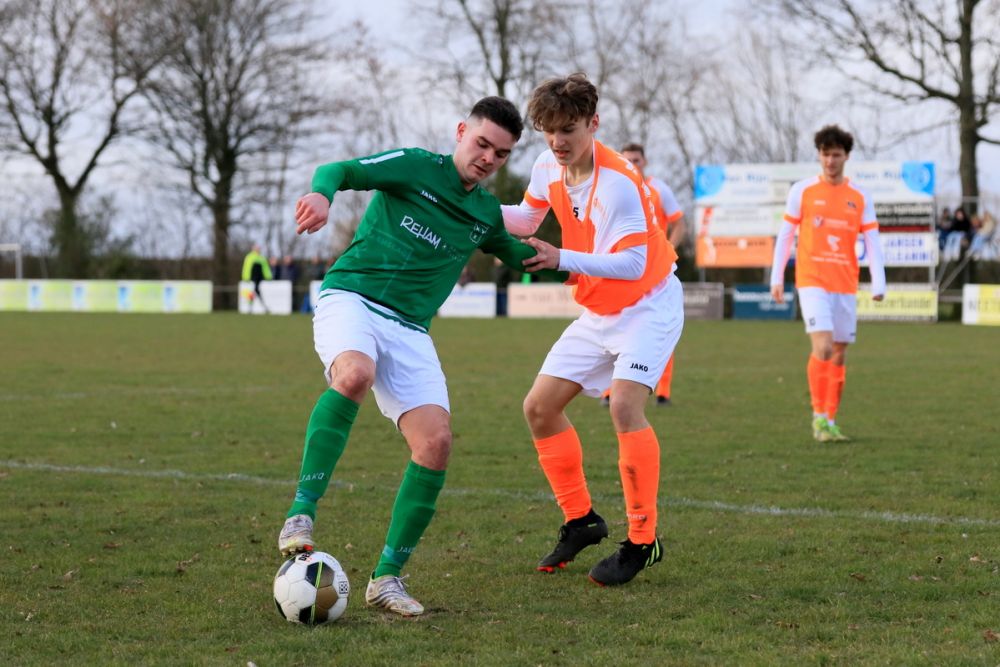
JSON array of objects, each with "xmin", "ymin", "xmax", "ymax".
[
  {"xmin": 814, "ymin": 125, "xmax": 854, "ymax": 153},
  {"xmin": 527, "ymin": 73, "xmax": 599, "ymax": 132}
]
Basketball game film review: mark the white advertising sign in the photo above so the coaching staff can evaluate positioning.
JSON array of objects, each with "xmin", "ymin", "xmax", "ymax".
[
  {"xmin": 856, "ymin": 233, "xmax": 939, "ymax": 267},
  {"xmin": 238, "ymin": 280, "xmax": 293, "ymax": 315},
  {"xmin": 438, "ymin": 282, "xmax": 497, "ymax": 318}
]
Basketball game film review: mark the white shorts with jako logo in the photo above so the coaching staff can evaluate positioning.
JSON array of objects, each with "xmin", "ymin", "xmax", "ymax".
[
  {"xmin": 797, "ymin": 286, "xmax": 857, "ymax": 343},
  {"xmin": 538, "ymin": 276, "xmax": 684, "ymax": 397}
]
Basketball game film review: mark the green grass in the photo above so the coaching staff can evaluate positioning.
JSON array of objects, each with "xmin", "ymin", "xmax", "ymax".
[{"xmin": 1, "ymin": 312, "xmax": 998, "ymax": 666}]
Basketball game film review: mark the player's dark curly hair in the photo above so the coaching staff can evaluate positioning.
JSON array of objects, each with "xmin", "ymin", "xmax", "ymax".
[
  {"xmin": 469, "ymin": 96, "xmax": 524, "ymax": 141},
  {"xmin": 526, "ymin": 73, "xmax": 599, "ymax": 132},
  {"xmin": 814, "ymin": 125, "xmax": 854, "ymax": 153}
]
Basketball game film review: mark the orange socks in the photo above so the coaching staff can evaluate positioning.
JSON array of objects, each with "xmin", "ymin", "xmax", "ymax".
[
  {"xmin": 533, "ymin": 428, "xmax": 592, "ymax": 522},
  {"xmin": 655, "ymin": 356, "xmax": 674, "ymax": 399},
  {"xmin": 617, "ymin": 427, "xmax": 660, "ymax": 544},
  {"xmin": 826, "ymin": 363, "xmax": 846, "ymax": 421},
  {"xmin": 807, "ymin": 354, "xmax": 831, "ymax": 415}
]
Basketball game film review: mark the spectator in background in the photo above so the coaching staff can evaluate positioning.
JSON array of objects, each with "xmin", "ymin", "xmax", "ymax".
[
  {"xmin": 970, "ymin": 212, "xmax": 997, "ymax": 258},
  {"xmin": 300, "ymin": 255, "xmax": 328, "ymax": 313},
  {"xmin": 276, "ymin": 255, "xmax": 299, "ymax": 282},
  {"xmin": 944, "ymin": 207, "xmax": 972, "ymax": 260},
  {"xmin": 936, "ymin": 207, "xmax": 952, "ymax": 250},
  {"xmin": 494, "ymin": 256, "xmax": 514, "ymax": 316},
  {"xmin": 951, "ymin": 207, "xmax": 972, "ymax": 240},
  {"xmin": 276, "ymin": 255, "xmax": 301, "ymax": 310},
  {"xmin": 241, "ymin": 243, "xmax": 272, "ymax": 313}
]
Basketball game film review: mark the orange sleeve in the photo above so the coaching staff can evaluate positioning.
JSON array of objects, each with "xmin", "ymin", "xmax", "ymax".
[
  {"xmin": 524, "ymin": 192, "xmax": 548, "ymax": 209},
  {"xmin": 611, "ymin": 232, "xmax": 647, "ymax": 252}
]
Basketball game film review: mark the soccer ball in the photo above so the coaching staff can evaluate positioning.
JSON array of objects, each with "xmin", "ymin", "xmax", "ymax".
[{"xmin": 273, "ymin": 551, "xmax": 350, "ymax": 624}]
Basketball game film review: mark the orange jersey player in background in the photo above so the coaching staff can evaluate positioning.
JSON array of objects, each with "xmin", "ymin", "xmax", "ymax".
[
  {"xmin": 502, "ymin": 73, "xmax": 683, "ymax": 587},
  {"xmin": 601, "ymin": 142, "xmax": 685, "ymax": 407},
  {"xmin": 770, "ymin": 124, "xmax": 886, "ymax": 443}
]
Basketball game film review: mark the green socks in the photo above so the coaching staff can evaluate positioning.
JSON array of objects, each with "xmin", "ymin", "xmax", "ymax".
[
  {"xmin": 286, "ymin": 389, "xmax": 359, "ymax": 520},
  {"xmin": 373, "ymin": 461, "xmax": 446, "ymax": 578}
]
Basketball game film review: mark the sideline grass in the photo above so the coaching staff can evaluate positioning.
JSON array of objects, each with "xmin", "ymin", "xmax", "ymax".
[{"xmin": 1, "ymin": 312, "xmax": 998, "ymax": 665}]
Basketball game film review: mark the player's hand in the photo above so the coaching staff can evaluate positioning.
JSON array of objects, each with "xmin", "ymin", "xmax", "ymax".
[
  {"xmin": 522, "ymin": 237, "xmax": 561, "ymax": 272},
  {"xmin": 872, "ymin": 293, "xmax": 885, "ymax": 302},
  {"xmin": 295, "ymin": 193, "xmax": 331, "ymax": 235},
  {"xmin": 770, "ymin": 284, "xmax": 785, "ymax": 304}
]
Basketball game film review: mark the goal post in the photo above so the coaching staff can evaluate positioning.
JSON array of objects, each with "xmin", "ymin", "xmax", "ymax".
[{"xmin": 0, "ymin": 243, "xmax": 23, "ymax": 279}]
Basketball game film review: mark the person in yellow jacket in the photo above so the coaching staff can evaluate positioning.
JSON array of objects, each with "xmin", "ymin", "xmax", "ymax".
[{"xmin": 242, "ymin": 243, "xmax": 272, "ymax": 313}]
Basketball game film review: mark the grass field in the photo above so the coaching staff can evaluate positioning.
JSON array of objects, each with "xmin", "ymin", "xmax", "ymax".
[{"xmin": 1, "ymin": 312, "xmax": 998, "ymax": 666}]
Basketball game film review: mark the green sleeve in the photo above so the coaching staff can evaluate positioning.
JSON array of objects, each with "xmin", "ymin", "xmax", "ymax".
[
  {"xmin": 261, "ymin": 260, "xmax": 273, "ymax": 280},
  {"xmin": 480, "ymin": 225, "xmax": 569, "ymax": 283},
  {"xmin": 241, "ymin": 254, "xmax": 254, "ymax": 281},
  {"xmin": 311, "ymin": 149, "xmax": 417, "ymax": 202}
]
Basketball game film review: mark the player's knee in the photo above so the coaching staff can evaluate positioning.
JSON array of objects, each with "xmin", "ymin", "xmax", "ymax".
[
  {"xmin": 330, "ymin": 363, "xmax": 373, "ymax": 396},
  {"xmin": 415, "ymin": 426, "xmax": 452, "ymax": 469},
  {"xmin": 522, "ymin": 394, "xmax": 551, "ymax": 428},
  {"xmin": 609, "ymin": 401, "xmax": 645, "ymax": 432}
]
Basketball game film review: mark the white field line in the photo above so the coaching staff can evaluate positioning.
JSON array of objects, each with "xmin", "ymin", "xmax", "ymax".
[
  {"xmin": 0, "ymin": 385, "xmax": 282, "ymax": 402},
  {"xmin": 3, "ymin": 459, "xmax": 1000, "ymax": 529}
]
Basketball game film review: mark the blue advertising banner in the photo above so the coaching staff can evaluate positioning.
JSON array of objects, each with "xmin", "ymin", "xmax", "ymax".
[{"xmin": 732, "ymin": 284, "xmax": 797, "ymax": 320}]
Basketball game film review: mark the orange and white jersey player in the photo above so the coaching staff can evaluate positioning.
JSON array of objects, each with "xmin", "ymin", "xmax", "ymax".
[
  {"xmin": 770, "ymin": 124, "xmax": 886, "ymax": 443},
  {"xmin": 502, "ymin": 73, "xmax": 683, "ymax": 587}
]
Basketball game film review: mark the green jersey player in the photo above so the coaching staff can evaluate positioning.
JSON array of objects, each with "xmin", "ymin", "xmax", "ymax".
[{"xmin": 279, "ymin": 97, "xmax": 561, "ymax": 616}]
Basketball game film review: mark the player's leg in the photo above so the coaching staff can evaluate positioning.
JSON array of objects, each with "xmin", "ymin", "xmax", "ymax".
[
  {"xmin": 279, "ymin": 293, "xmax": 376, "ymax": 556},
  {"xmin": 823, "ymin": 294, "xmax": 857, "ymax": 441},
  {"xmin": 528, "ymin": 316, "xmax": 614, "ymax": 571},
  {"xmin": 365, "ymin": 323, "xmax": 451, "ymax": 616},
  {"xmin": 590, "ymin": 277, "xmax": 681, "ymax": 586},
  {"xmin": 655, "ymin": 355, "xmax": 674, "ymax": 406},
  {"xmin": 800, "ymin": 288, "xmax": 836, "ymax": 441},
  {"xmin": 526, "ymin": 374, "xmax": 609, "ymax": 571}
]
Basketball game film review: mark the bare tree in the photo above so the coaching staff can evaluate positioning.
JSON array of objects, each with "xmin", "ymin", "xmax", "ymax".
[
  {"xmin": 768, "ymin": 0, "xmax": 1000, "ymax": 209},
  {"xmin": 416, "ymin": 0, "xmax": 565, "ymax": 104},
  {"xmin": 0, "ymin": 0, "xmax": 170, "ymax": 277},
  {"xmin": 142, "ymin": 0, "xmax": 338, "ymax": 306}
]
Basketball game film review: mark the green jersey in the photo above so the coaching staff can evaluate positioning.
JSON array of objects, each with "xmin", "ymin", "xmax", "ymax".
[{"xmin": 313, "ymin": 148, "xmax": 557, "ymax": 330}]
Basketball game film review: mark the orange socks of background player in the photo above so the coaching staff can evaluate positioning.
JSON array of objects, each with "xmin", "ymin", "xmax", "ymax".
[
  {"xmin": 807, "ymin": 354, "xmax": 832, "ymax": 416},
  {"xmin": 533, "ymin": 428, "xmax": 592, "ymax": 522},
  {"xmin": 655, "ymin": 356, "xmax": 674, "ymax": 399},
  {"xmin": 826, "ymin": 363, "xmax": 846, "ymax": 421},
  {"xmin": 617, "ymin": 427, "xmax": 660, "ymax": 544}
]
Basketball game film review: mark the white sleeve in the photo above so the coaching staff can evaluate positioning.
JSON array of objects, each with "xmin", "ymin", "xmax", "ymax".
[
  {"xmin": 599, "ymin": 176, "xmax": 648, "ymax": 251},
  {"xmin": 501, "ymin": 202, "xmax": 548, "ymax": 236},
  {"xmin": 770, "ymin": 220, "xmax": 796, "ymax": 287},
  {"xmin": 558, "ymin": 245, "xmax": 647, "ymax": 280},
  {"xmin": 501, "ymin": 151, "xmax": 552, "ymax": 236},
  {"xmin": 863, "ymin": 228, "xmax": 886, "ymax": 297},
  {"xmin": 651, "ymin": 178, "xmax": 682, "ymax": 218}
]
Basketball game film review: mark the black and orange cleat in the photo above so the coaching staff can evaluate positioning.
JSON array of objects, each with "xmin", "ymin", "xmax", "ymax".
[{"xmin": 536, "ymin": 510, "xmax": 608, "ymax": 572}]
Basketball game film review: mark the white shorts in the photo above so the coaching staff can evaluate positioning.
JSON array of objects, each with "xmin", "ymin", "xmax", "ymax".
[
  {"xmin": 539, "ymin": 276, "xmax": 684, "ymax": 397},
  {"xmin": 797, "ymin": 287, "xmax": 857, "ymax": 343},
  {"xmin": 313, "ymin": 290, "xmax": 449, "ymax": 425}
]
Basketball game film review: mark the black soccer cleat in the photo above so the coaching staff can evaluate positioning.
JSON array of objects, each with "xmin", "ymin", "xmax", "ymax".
[
  {"xmin": 537, "ymin": 510, "xmax": 609, "ymax": 572},
  {"xmin": 655, "ymin": 396, "xmax": 671, "ymax": 407},
  {"xmin": 588, "ymin": 537, "xmax": 663, "ymax": 586}
]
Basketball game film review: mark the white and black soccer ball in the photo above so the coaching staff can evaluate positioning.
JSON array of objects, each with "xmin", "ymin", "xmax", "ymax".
[{"xmin": 273, "ymin": 551, "xmax": 350, "ymax": 624}]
